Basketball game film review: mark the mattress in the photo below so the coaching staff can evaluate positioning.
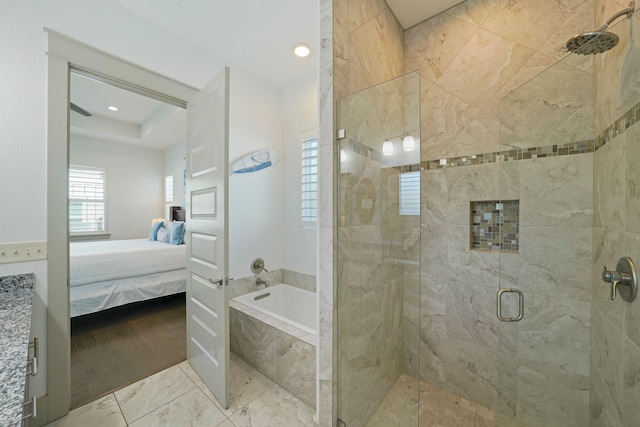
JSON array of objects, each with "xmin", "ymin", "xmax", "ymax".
[
  {"xmin": 70, "ymin": 269, "xmax": 186, "ymax": 317},
  {"xmin": 70, "ymin": 239, "xmax": 186, "ymax": 287}
]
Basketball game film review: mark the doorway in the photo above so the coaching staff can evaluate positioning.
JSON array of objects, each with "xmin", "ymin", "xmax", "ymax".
[
  {"xmin": 46, "ymin": 29, "xmax": 198, "ymax": 422},
  {"xmin": 66, "ymin": 68, "xmax": 193, "ymax": 407}
]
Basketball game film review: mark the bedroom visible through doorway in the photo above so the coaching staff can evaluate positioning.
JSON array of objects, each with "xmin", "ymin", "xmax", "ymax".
[{"xmin": 68, "ymin": 70, "xmax": 189, "ymax": 408}]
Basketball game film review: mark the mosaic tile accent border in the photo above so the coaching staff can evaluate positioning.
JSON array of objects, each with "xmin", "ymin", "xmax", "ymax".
[
  {"xmin": 471, "ymin": 200, "xmax": 519, "ymax": 252},
  {"xmin": 341, "ymin": 100, "xmax": 640, "ymax": 172},
  {"xmin": 595, "ymin": 100, "xmax": 640, "ymax": 150},
  {"xmin": 422, "ymin": 140, "xmax": 594, "ymax": 170}
]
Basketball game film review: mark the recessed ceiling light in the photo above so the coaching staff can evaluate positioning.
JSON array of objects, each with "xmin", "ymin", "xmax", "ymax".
[
  {"xmin": 107, "ymin": 105, "xmax": 119, "ymax": 112},
  {"xmin": 293, "ymin": 43, "xmax": 311, "ymax": 58}
]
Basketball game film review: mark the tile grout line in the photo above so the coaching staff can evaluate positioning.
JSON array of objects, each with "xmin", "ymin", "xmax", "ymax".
[
  {"xmin": 176, "ymin": 362, "xmax": 240, "ymax": 422},
  {"xmin": 111, "ymin": 392, "xmax": 129, "ymax": 427},
  {"xmin": 116, "ymin": 367, "xmax": 201, "ymax": 425}
]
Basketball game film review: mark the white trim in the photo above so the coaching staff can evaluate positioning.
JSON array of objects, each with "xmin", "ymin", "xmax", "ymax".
[
  {"xmin": 46, "ymin": 29, "xmax": 197, "ymax": 423},
  {"xmin": 45, "ymin": 29, "xmax": 197, "ymax": 104}
]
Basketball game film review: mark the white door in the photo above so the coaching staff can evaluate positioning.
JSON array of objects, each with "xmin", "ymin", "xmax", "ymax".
[{"xmin": 185, "ymin": 66, "xmax": 230, "ymax": 408}]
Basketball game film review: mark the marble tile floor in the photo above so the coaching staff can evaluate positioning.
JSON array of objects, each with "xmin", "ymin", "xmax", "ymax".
[
  {"xmin": 46, "ymin": 355, "xmax": 530, "ymax": 427},
  {"xmin": 45, "ymin": 354, "xmax": 315, "ymax": 427},
  {"xmin": 365, "ymin": 373, "xmax": 529, "ymax": 427}
]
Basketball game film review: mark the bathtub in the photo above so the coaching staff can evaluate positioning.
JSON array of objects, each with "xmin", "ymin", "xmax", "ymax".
[
  {"xmin": 230, "ymin": 283, "xmax": 316, "ymax": 407},
  {"xmin": 231, "ymin": 284, "xmax": 316, "ymax": 336}
]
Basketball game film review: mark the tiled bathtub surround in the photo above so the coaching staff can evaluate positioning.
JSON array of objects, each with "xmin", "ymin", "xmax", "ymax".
[
  {"xmin": 230, "ymin": 302, "xmax": 316, "ymax": 408},
  {"xmin": 471, "ymin": 200, "xmax": 519, "ymax": 252},
  {"xmin": 228, "ymin": 269, "xmax": 316, "ymax": 300},
  {"xmin": 228, "ymin": 270, "xmax": 317, "ymax": 408},
  {"xmin": 0, "ymin": 273, "xmax": 34, "ymax": 426}
]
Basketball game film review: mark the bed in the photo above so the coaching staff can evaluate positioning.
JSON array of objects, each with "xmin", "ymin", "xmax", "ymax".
[{"xmin": 70, "ymin": 222, "xmax": 187, "ymax": 317}]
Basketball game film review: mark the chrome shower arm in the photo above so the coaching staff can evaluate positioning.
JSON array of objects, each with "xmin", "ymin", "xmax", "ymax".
[{"xmin": 599, "ymin": 1, "xmax": 635, "ymax": 30}]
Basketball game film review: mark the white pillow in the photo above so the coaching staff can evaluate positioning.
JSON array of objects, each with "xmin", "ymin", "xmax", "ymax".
[{"xmin": 156, "ymin": 227, "xmax": 171, "ymax": 243}]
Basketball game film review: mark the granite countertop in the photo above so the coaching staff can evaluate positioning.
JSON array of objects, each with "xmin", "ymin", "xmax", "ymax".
[{"xmin": 0, "ymin": 273, "xmax": 34, "ymax": 427}]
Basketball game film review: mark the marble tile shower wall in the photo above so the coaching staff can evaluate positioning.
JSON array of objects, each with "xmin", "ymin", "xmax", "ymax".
[
  {"xmin": 402, "ymin": 1, "xmax": 595, "ymax": 426},
  {"xmin": 324, "ymin": 1, "xmax": 601, "ymax": 426},
  {"xmin": 336, "ymin": 74, "xmax": 418, "ymax": 425},
  {"xmin": 590, "ymin": 2, "xmax": 640, "ymax": 425},
  {"xmin": 327, "ymin": 1, "xmax": 408, "ymax": 426}
]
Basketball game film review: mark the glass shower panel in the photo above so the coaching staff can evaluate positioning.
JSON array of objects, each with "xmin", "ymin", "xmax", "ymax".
[
  {"xmin": 336, "ymin": 72, "xmax": 421, "ymax": 427},
  {"xmin": 496, "ymin": 49, "xmax": 594, "ymax": 427}
]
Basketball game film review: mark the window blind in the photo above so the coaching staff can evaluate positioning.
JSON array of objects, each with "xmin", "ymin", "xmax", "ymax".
[
  {"xmin": 301, "ymin": 136, "xmax": 318, "ymax": 223},
  {"xmin": 69, "ymin": 166, "xmax": 106, "ymax": 233},
  {"xmin": 399, "ymin": 171, "xmax": 420, "ymax": 216},
  {"xmin": 165, "ymin": 175, "xmax": 174, "ymax": 203}
]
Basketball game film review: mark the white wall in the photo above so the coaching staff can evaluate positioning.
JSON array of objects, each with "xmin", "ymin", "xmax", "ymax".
[
  {"xmin": 228, "ymin": 70, "xmax": 285, "ymax": 279},
  {"xmin": 71, "ymin": 136, "xmax": 165, "ymax": 239},
  {"xmin": 282, "ymin": 76, "xmax": 318, "ymax": 275},
  {"xmin": 0, "ymin": 2, "xmax": 316, "ymax": 419},
  {"xmin": 163, "ymin": 140, "xmax": 187, "ymax": 213},
  {"xmin": 0, "ymin": 1, "xmax": 227, "ymax": 414}
]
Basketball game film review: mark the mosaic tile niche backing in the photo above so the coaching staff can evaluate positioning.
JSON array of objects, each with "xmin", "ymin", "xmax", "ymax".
[{"xmin": 471, "ymin": 200, "xmax": 519, "ymax": 252}]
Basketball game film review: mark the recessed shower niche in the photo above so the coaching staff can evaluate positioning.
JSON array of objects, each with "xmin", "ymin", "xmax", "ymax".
[{"xmin": 470, "ymin": 200, "xmax": 519, "ymax": 252}]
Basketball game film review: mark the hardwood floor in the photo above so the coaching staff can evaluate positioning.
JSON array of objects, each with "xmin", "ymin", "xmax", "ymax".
[{"xmin": 70, "ymin": 294, "xmax": 186, "ymax": 409}]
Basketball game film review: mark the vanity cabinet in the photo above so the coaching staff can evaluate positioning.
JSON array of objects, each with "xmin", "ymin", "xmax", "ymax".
[{"xmin": 0, "ymin": 273, "xmax": 35, "ymax": 426}]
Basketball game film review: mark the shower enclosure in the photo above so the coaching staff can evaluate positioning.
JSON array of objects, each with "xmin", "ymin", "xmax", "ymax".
[
  {"xmin": 334, "ymin": 31, "xmax": 618, "ymax": 425},
  {"xmin": 336, "ymin": 72, "xmax": 421, "ymax": 426}
]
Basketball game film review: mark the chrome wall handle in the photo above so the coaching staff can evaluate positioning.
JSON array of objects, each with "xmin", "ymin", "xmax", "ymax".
[
  {"xmin": 602, "ymin": 257, "xmax": 638, "ymax": 302},
  {"xmin": 21, "ymin": 395, "xmax": 36, "ymax": 421},
  {"xmin": 26, "ymin": 356, "xmax": 37, "ymax": 377},
  {"xmin": 497, "ymin": 288, "xmax": 524, "ymax": 322},
  {"xmin": 29, "ymin": 337, "xmax": 38, "ymax": 360}
]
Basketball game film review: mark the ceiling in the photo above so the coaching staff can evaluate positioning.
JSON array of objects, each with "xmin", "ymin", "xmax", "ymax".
[
  {"xmin": 70, "ymin": 0, "xmax": 464, "ymax": 150},
  {"xmin": 387, "ymin": 0, "xmax": 465, "ymax": 29},
  {"xmin": 70, "ymin": 72, "xmax": 186, "ymax": 150}
]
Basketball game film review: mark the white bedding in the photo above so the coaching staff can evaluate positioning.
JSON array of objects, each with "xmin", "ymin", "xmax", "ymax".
[
  {"xmin": 70, "ymin": 239, "xmax": 186, "ymax": 287},
  {"xmin": 70, "ymin": 269, "xmax": 186, "ymax": 317}
]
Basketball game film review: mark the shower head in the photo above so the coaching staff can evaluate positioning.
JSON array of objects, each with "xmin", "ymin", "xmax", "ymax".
[
  {"xmin": 566, "ymin": 30, "xmax": 619, "ymax": 55},
  {"xmin": 566, "ymin": 1, "xmax": 635, "ymax": 55}
]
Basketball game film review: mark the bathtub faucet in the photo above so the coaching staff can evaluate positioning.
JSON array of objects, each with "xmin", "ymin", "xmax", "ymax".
[{"xmin": 255, "ymin": 278, "xmax": 270, "ymax": 288}]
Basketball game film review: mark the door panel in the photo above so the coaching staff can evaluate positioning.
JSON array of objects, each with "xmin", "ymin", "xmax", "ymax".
[
  {"xmin": 186, "ymin": 66, "xmax": 230, "ymax": 408},
  {"xmin": 191, "ymin": 187, "xmax": 218, "ymax": 218}
]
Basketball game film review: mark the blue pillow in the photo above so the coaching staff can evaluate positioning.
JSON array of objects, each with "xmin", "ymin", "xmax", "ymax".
[
  {"xmin": 169, "ymin": 221, "xmax": 185, "ymax": 245},
  {"xmin": 149, "ymin": 221, "xmax": 164, "ymax": 241}
]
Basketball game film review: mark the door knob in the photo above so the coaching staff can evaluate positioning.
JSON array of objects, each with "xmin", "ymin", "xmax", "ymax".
[
  {"xmin": 208, "ymin": 278, "xmax": 223, "ymax": 287},
  {"xmin": 208, "ymin": 277, "xmax": 233, "ymax": 287}
]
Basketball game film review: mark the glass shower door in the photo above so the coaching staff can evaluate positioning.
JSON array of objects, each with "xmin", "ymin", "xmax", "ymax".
[
  {"xmin": 496, "ymin": 48, "xmax": 594, "ymax": 427},
  {"xmin": 335, "ymin": 71, "xmax": 421, "ymax": 427}
]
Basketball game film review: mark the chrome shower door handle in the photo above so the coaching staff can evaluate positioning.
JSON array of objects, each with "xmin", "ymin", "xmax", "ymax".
[{"xmin": 497, "ymin": 288, "xmax": 524, "ymax": 322}]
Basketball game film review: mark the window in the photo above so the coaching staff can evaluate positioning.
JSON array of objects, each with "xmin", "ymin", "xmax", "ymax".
[
  {"xmin": 69, "ymin": 166, "xmax": 106, "ymax": 234},
  {"xmin": 399, "ymin": 171, "xmax": 420, "ymax": 216},
  {"xmin": 301, "ymin": 135, "xmax": 318, "ymax": 224},
  {"xmin": 165, "ymin": 175, "xmax": 174, "ymax": 203}
]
